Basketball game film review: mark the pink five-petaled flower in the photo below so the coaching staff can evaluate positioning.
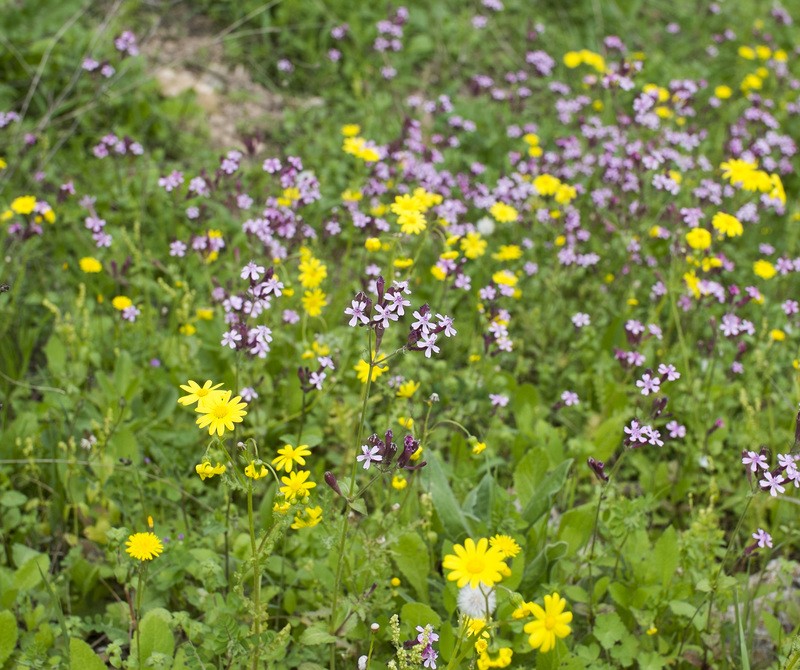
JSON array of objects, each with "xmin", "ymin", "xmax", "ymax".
[
  {"xmin": 636, "ymin": 373, "xmax": 661, "ymax": 396},
  {"xmin": 752, "ymin": 528, "xmax": 773, "ymax": 548},
  {"xmin": 760, "ymin": 472, "xmax": 786, "ymax": 497},
  {"xmin": 741, "ymin": 450, "xmax": 768, "ymax": 472},
  {"xmin": 240, "ymin": 261, "xmax": 265, "ymax": 281},
  {"xmin": 356, "ymin": 444, "xmax": 382, "ymax": 470},
  {"xmin": 373, "ymin": 303, "xmax": 399, "ymax": 328},
  {"xmin": 657, "ymin": 363, "xmax": 681, "ymax": 381},
  {"xmin": 345, "ymin": 300, "xmax": 370, "ymax": 327},
  {"xmin": 419, "ymin": 332, "xmax": 440, "ymax": 358}
]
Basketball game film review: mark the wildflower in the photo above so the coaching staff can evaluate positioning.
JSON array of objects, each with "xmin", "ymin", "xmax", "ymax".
[
  {"xmin": 685, "ymin": 228, "xmax": 711, "ymax": 250},
  {"xmin": 760, "ymin": 472, "xmax": 785, "ymax": 497},
  {"xmin": 345, "ymin": 299, "xmax": 371, "ymax": 327},
  {"xmin": 523, "ymin": 592, "xmax": 572, "ymax": 653},
  {"xmin": 298, "ymin": 256, "xmax": 327, "ymax": 288},
  {"xmin": 711, "ymin": 212, "xmax": 743, "ymax": 237},
  {"xmin": 442, "ymin": 538, "xmax": 508, "ymax": 588},
  {"xmin": 240, "ymin": 261, "xmax": 265, "ymax": 281},
  {"xmin": 291, "ymin": 506, "xmax": 322, "ymax": 529},
  {"xmin": 195, "ymin": 461, "xmax": 226, "ymax": 480},
  {"xmin": 752, "ymin": 528, "xmax": 773, "ymax": 548},
  {"xmin": 178, "ymin": 380, "xmax": 224, "ymax": 407},
  {"xmin": 354, "ymin": 355, "xmax": 389, "ymax": 383},
  {"xmin": 112, "ymin": 296, "xmax": 133, "ymax": 310},
  {"xmin": 489, "ymin": 534, "xmax": 521, "ymax": 558},
  {"xmin": 472, "ymin": 441, "xmax": 487, "ymax": 455},
  {"xmin": 272, "ymin": 444, "xmax": 311, "ymax": 472},
  {"xmin": 391, "ymin": 475, "xmax": 407, "ymax": 490},
  {"xmin": 125, "ymin": 532, "xmax": 163, "ymax": 561},
  {"xmin": 753, "ymin": 260, "xmax": 776, "ymax": 280},
  {"xmin": 489, "ymin": 202, "xmax": 519, "ymax": 223},
  {"xmin": 489, "ymin": 394, "xmax": 509, "ymax": 407},
  {"xmin": 636, "ymin": 373, "xmax": 661, "ymax": 396},
  {"xmin": 396, "ymin": 379, "xmax": 420, "ymax": 398},
  {"xmin": 561, "ymin": 391, "xmax": 579, "ymax": 406},
  {"xmin": 11, "ymin": 195, "xmax": 36, "ymax": 215},
  {"xmin": 458, "ymin": 584, "xmax": 497, "ymax": 618},
  {"xmin": 477, "ymin": 648, "xmax": 513, "ymax": 670},
  {"xmin": 741, "ymin": 450, "xmax": 768, "ymax": 472},
  {"xmin": 461, "ymin": 232, "xmax": 487, "ymax": 259},
  {"xmin": 357, "ymin": 444, "xmax": 383, "ymax": 470},
  {"xmin": 302, "ymin": 289, "xmax": 328, "ymax": 317},
  {"xmin": 279, "ymin": 470, "xmax": 316, "ymax": 500},
  {"xmin": 194, "ymin": 390, "xmax": 248, "ymax": 437},
  {"xmin": 572, "ymin": 312, "xmax": 590, "ymax": 328},
  {"xmin": 79, "ymin": 257, "xmax": 102, "ymax": 273},
  {"xmin": 492, "ymin": 245, "xmax": 523, "ymax": 261}
]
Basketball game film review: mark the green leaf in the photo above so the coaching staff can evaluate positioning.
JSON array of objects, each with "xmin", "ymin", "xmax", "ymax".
[
  {"xmin": 136, "ymin": 608, "xmax": 174, "ymax": 668},
  {"xmin": 0, "ymin": 492, "xmax": 26, "ymax": 508},
  {"xmin": 521, "ymin": 459, "xmax": 573, "ymax": 527},
  {"xmin": 422, "ymin": 453, "xmax": 472, "ymax": 538},
  {"xmin": 556, "ymin": 503, "xmax": 595, "ymax": 553},
  {"xmin": 299, "ymin": 623, "xmax": 337, "ymax": 645},
  {"xmin": 594, "ymin": 611, "xmax": 627, "ymax": 650},
  {"xmin": 393, "ymin": 532, "xmax": 429, "ymax": 601},
  {"xmin": 400, "ymin": 602, "xmax": 441, "ymax": 631},
  {"xmin": 650, "ymin": 526, "xmax": 678, "ymax": 589},
  {"xmin": 70, "ymin": 638, "xmax": 106, "ymax": 670},
  {"xmin": 519, "ymin": 542, "xmax": 567, "ymax": 593},
  {"xmin": 12, "ymin": 554, "xmax": 49, "ymax": 591},
  {"xmin": 0, "ymin": 610, "xmax": 18, "ymax": 666}
]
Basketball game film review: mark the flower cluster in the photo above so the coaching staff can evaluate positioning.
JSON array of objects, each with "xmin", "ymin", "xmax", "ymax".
[{"xmin": 178, "ymin": 380, "xmax": 248, "ymax": 437}]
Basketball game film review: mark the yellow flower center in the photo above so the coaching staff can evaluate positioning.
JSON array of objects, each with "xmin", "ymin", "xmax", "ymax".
[
  {"xmin": 467, "ymin": 557, "xmax": 486, "ymax": 574},
  {"xmin": 545, "ymin": 615, "xmax": 556, "ymax": 630},
  {"xmin": 212, "ymin": 405, "xmax": 229, "ymax": 418}
]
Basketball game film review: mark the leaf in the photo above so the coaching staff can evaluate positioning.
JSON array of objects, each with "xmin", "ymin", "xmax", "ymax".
[
  {"xmin": 299, "ymin": 624, "xmax": 337, "ymax": 645},
  {"xmin": 650, "ymin": 526, "xmax": 678, "ymax": 589},
  {"xmin": 421, "ymin": 453, "xmax": 472, "ymax": 538},
  {"xmin": 136, "ymin": 608, "xmax": 174, "ymax": 668},
  {"xmin": 393, "ymin": 532, "xmax": 429, "ymax": 601},
  {"xmin": 521, "ymin": 459, "xmax": 573, "ymax": 527},
  {"xmin": 69, "ymin": 638, "xmax": 106, "ymax": 670},
  {"xmin": 519, "ymin": 542, "xmax": 567, "ymax": 593},
  {"xmin": 0, "ymin": 610, "xmax": 18, "ymax": 666},
  {"xmin": 556, "ymin": 503, "xmax": 596, "ymax": 553},
  {"xmin": 400, "ymin": 602, "xmax": 441, "ymax": 631},
  {"xmin": 12, "ymin": 554, "xmax": 50, "ymax": 591},
  {"xmin": 734, "ymin": 590, "xmax": 750, "ymax": 670},
  {"xmin": 594, "ymin": 611, "xmax": 627, "ymax": 649}
]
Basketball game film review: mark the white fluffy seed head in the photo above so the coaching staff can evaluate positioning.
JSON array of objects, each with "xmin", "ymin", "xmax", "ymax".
[{"xmin": 457, "ymin": 584, "xmax": 497, "ymax": 619}]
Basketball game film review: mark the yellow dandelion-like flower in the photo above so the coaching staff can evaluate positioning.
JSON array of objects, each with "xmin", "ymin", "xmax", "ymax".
[
  {"xmin": 112, "ymin": 296, "xmax": 133, "ymax": 311},
  {"xmin": 396, "ymin": 379, "xmax": 420, "ymax": 398},
  {"xmin": 194, "ymin": 390, "xmax": 247, "ymax": 437},
  {"xmin": 272, "ymin": 444, "xmax": 312, "ymax": 472},
  {"xmin": 302, "ymin": 289, "xmax": 328, "ymax": 317},
  {"xmin": 711, "ymin": 212, "xmax": 743, "ymax": 237},
  {"xmin": 442, "ymin": 538, "xmax": 508, "ymax": 589},
  {"xmin": 753, "ymin": 259, "xmax": 777, "ymax": 280},
  {"xmin": 79, "ymin": 257, "xmax": 103, "ymax": 273},
  {"xmin": 125, "ymin": 532, "xmax": 163, "ymax": 561},
  {"xmin": 11, "ymin": 195, "xmax": 36, "ymax": 215},
  {"xmin": 279, "ymin": 470, "xmax": 316, "ymax": 500},
  {"xmin": 354, "ymin": 356, "xmax": 389, "ymax": 384},
  {"xmin": 524, "ymin": 592, "xmax": 572, "ymax": 653},
  {"xmin": 489, "ymin": 202, "xmax": 518, "ymax": 223},
  {"xmin": 685, "ymin": 228, "xmax": 711, "ymax": 251},
  {"xmin": 178, "ymin": 380, "xmax": 224, "ymax": 407},
  {"xmin": 489, "ymin": 534, "xmax": 521, "ymax": 558},
  {"xmin": 291, "ymin": 506, "xmax": 322, "ymax": 530},
  {"xmin": 195, "ymin": 461, "xmax": 226, "ymax": 480}
]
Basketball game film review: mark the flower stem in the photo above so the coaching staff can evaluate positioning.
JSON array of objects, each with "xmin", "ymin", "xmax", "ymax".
[{"xmin": 247, "ymin": 483, "xmax": 261, "ymax": 670}]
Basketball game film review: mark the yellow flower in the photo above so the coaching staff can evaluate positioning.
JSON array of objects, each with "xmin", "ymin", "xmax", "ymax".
[
  {"xmin": 272, "ymin": 444, "xmax": 312, "ymax": 472},
  {"xmin": 711, "ymin": 212, "xmax": 743, "ymax": 237},
  {"xmin": 753, "ymin": 259, "xmax": 776, "ymax": 280},
  {"xmin": 769, "ymin": 174, "xmax": 786, "ymax": 205},
  {"xmin": 715, "ymin": 85, "xmax": 732, "ymax": 99},
  {"xmin": 195, "ymin": 461, "xmax": 226, "ymax": 480},
  {"xmin": 302, "ymin": 289, "xmax": 328, "ymax": 317},
  {"xmin": 489, "ymin": 534, "xmax": 521, "ymax": 558},
  {"xmin": 554, "ymin": 183, "xmax": 577, "ymax": 204},
  {"xmin": 180, "ymin": 323, "xmax": 197, "ymax": 336},
  {"xmin": 125, "ymin": 532, "xmax": 163, "ymax": 561},
  {"xmin": 442, "ymin": 538, "xmax": 508, "ymax": 588},
  {"xmin": 431, "ymin": 265, "xmax": 447, "ymax": 281},
  {"xmin": 523, "ymin": 592, "xmax": 573, "ymax": 653},
  {"xmin": 492, "ymin": 270, "xmax": 518, "ymax": 287},
  {"xmin": 489, "ymin": 202, "xmax": 518, "ymax": 223},
  {"xmin": 477, "ymin": 648, "xmax": 513, "ymax": 670},
  {"xmin": 112, "ymin": 296, "xmax": 133, "ymax": 311},
  {"xmin": 738, "ymin": 45, "xmax": 756, "ymax": 60},
  {"xmin": 10, "ymin": 195, "xmax": 36, "ymax": 215},
  {"xmin": 393, "ymin": 257, "xmax": 413, "ymax": 268},
  {"xmin": 770, "ymin": 329, "xmax": 786, "ymax": 342},
  {"xmin": 291, "ymin": 506, "xmax": 322, "ymax": 529},
  {"xmin": 194, "ymin": 390, "xmax": 248, "ymax": 437},
  {"xmin": 492, "ymin": 245, "xmax": 522, "ymax": 261},
  {"xmin": 277, "ymin": 187, "xmax": 300, "ymax": 207},
  {"xmin": 646, "ymin": 626, "xmax": 658, "ymax": 636},
  {"xmin": 273, "ymin": 500, "xmax": 291, "ymax": 514},
  {"xmin": 298, "ymin": 256, "xmax": 327, "ymax": 288},
  {"xmin": 396, "ymin": 379, "xmax": 420, "ymax": 398},
  {"xmin": 354, "ymin": 355, "xmax": 388, "ymax": 383},
  {"xmin": 533, "ymin": 174, "xmax": 562, "ymax": 196},
  {"xmin": 244, "ymin": 461, "xmax": 269, "ymax": 479},
  {"xmin": 398, "ymin": 210, "xmax": 427, "ymax": 235},
  {"xmin": 279, "ymin": 470, "xmax": 316, "ymax": 500},
  {"xmin": 342, "ymin": 189, "xmax": 362, "ymax": 202},
  {"xmin": 563, "ymin": 51, "xmax": 582, "ymax": 68},
  {"xmin": 341, "ymin": 124, "xmax": 361, "ymax": 137},
  {"xmin": 685, "ymin": 228, "xmax": 711, "ymax": 250},
  {"xmin": 466, "ymin": 618, "xmax": 489, "ymax": 637},
  {"xmin": 178, "ymin": 380, "xmax": 224, "ymax": 407},
  {"xmin": 391, "ymin": 475, "xmax": 407, "ymax": 490},
  {"xmin": 398, "ymin": 416, "xmax": 414, "ymax": 429},
  {"xmin": 79, "ymin": 257, "xmax": 102, "ymax": 273},
  {"xmin": 364, "ymin": 237, "xmax": 382, "ymax": 251},
  {"xmin": 0, "ymin": 157, "xmax": 6, "ymax": 169},
  {"xmin": 460, "ymin": 231, "xmax": 487, "ymax": 259},
  {"xmin": 472, "ymin": 441, "xmax": 487, "ymax": 455}
]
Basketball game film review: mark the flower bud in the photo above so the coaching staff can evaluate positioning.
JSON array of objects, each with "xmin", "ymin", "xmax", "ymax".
[{"xmin": 324, "ymin": 471, "xmax": 342, "ymax": 497}]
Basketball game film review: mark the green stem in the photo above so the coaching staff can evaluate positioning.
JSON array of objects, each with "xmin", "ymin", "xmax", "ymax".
[
  {"xmin": 135, "ymin": 566, "xmax": 145, "ymax": 670},
  {"xmin": 248, "ymin": 484, "xmax": 261, "ymax": 670}
]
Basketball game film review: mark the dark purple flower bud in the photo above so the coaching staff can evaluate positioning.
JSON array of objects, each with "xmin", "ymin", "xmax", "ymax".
[
  {"xmin": 376, "ymin": 276, "xmax": 385, "ymax": 303},
  {"xmin": 651, "ymin": 396, "xmax": 668, "ymax": 419},
  {"xmin": 407, "ymin": 328, "xmax": 422, "ymax": 347},
  {"xmin": 366, "ymin": 433, "xmax": 382, "ymax": 448},
  {"xmin": 794, "ymin": 408, "xmax": 800, "ymax": 446},
  {"xmin": 587, "ymin": 457, "xmax": 608, "ymax": 482},
  {"xmin": 397, "ymin": 435, "xmax": 420, "ymax": 469},
  {"xmin": 324, "ymin": 471, "xmax": 342, "ymax": 497},
  {"xmin": 706, "ymin": 418, "xmax": 723, "ymax": 436}
]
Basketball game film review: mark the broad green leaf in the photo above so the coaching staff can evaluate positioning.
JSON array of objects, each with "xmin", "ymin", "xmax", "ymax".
[
  {"xmin": 557, "ymin": 503, "xmax": 596, "ymax": 553},
  {"xmin": 593, "ymin": 611, "xmax": 627, "ymax": 649},
  {"xmin": 519, "ymin": 542, "xmax": 567, "ymax": 593},
  {"xmin": 70, "ymin": 638, "xmax": 106, "ymax": 670},
  {"xmin": 0, "ymin": 610, "xmax": 18, "ymax": 666},
  {"xmin": 299, "ymin": 623, "xmax": 337, "ymax": 645},
  {"xmin": 400, "ymin": 602, "xmax": 441, "ymax": 632},
  {"xmin": 422, "ymin": 453, "xmax": 472, "ymax": 538},
  {"xmin": 136, "ymin": 608, "xmax": 174, "ymax": 668},
  {"xmin": 12, "ymin": 554, "xmax": 49, "ymax": 591},
  {"xmin": 521, "ymin": 459, "xmax": 573, "ymax": 527},
  {"xmin": 393, "ymin": 532, "xmax": 429, "ymax": 601},
  {"xmin": 650, "ymin": 526, "xmax": 678, "ymax": 589}
]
